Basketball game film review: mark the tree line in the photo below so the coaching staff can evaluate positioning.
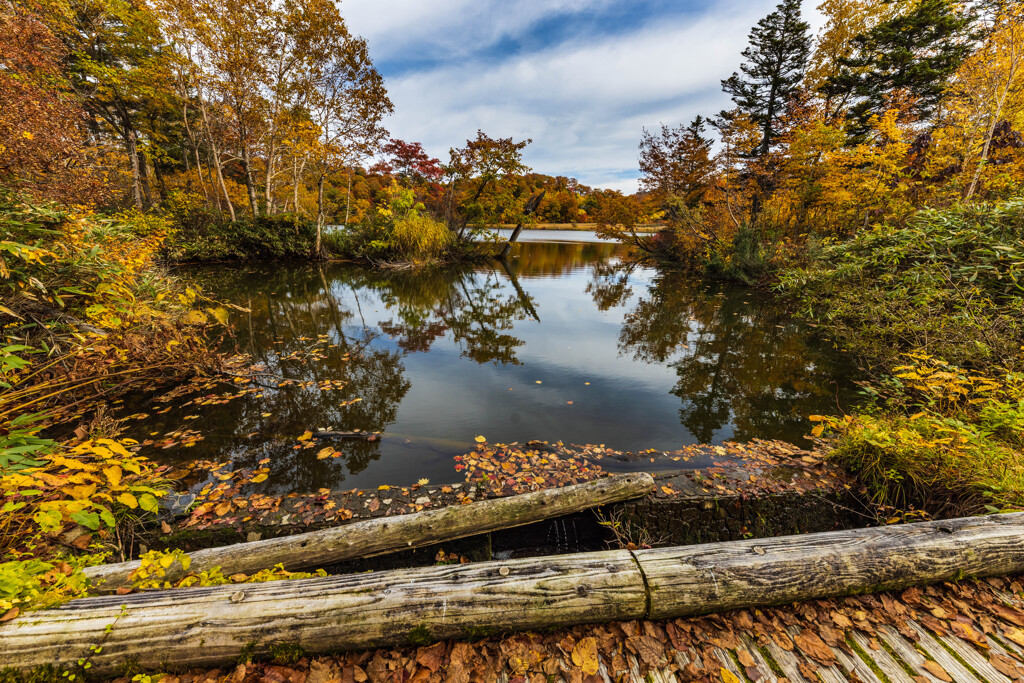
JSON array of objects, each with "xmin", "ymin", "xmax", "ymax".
[{"xmin": 597, "ymin": 0, "xmax": 1024, "ymax": 279}]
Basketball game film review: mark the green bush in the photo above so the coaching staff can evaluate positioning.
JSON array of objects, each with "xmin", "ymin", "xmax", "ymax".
[
  {"xmin": 168, "ymin": 213, "xmax": 320, "ymax": 261},
  {"xmin": 336, "ymin": 182, "xmax": 455, "ymax": 262},
  {"xmin": 778, "ymin": 199, "xmax": 1024, "ymax": 372}
]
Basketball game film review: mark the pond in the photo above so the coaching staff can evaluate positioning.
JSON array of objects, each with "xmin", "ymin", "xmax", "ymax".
[{"xmin": 126, "ymin": 232, "xmax": 860, "ymax": 493}]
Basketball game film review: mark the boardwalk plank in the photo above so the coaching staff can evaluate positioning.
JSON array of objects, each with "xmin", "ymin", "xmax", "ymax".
[
  {"xmin": 830, "ymin": 638, "xmax": 884, "ymax": 683},
  {"xmin": 716, "ymin": 647, "xmax": 745, "ymax": 681},
  {"xmin": 908, "ymin": 621, "xmax": 991, "ymax": 683},
  {"xmin": 878, "ymin": 624, "xmax": 970, "ymax": 683},
  {"xmin": 765, "ymin": 637, "xmax": 811, "ymax": 683},
  {"xmin": 848, "ymin": 629, "xmax": 918, "ymax": 683},
  {"xmin": 739, "ymin": 633, "xmax": 780, "ymax": 682},
  {"xmin": 934, "ymin": 632, "xmax": 1012, "ymax": 683}
]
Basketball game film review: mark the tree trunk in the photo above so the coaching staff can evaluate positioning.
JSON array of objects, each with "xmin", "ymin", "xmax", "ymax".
[
  {"xmin": 8, "ymin": 512, "xmax": 1024, "ymax": 673},
  {"xmin": 84, "ymin": 473, "xmax": 653, "ymax": 592},
  {"xmin": 200, "ymin": 102, "xmax": 236, "ymax": 222},
  {"xmin": 498, "ymin": 191, "xmax": 545, "ymax": 258},
  {"xmin": 125, "ymin": 128, "xmax": 145, "ymax": 210},
  {"xmin": 316, "ymin": 174, "xmax": 326, "ymax": 256},
  {"xmin": 344, "ymin": 166, "xmax": 352, "ymax": 227},
  {"xmin": 241, "ymin": 140, "xmax": 261, "ymax": 218}
]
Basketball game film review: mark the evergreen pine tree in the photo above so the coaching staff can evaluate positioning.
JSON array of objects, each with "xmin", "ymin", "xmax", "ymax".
[
  {"xmin": 822, "ymin": 0, "xmax": 976, "ymax": 139},
  {"xmin": 721, "ymin": 0, "xmax": 811, "ymax": 158}
]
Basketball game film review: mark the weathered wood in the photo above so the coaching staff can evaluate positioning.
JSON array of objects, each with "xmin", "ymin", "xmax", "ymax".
[
  {"xmin": 4, "ymin": 551, "xmax": 646, "ymax": 674},
  {"xmin": 637, "ymin": 512, "xmax": 1024, "ymax": 619},
  {"xmin": 84, "ymin": 472, "xmax": 655, "ymax": 591},
  {"xmin": 848, "ymin": 629, "xmax": 916, "ymax": 683},
  {"xmin": 9, "ymin": 512, "xmax": 1024, "ymax": 674}
]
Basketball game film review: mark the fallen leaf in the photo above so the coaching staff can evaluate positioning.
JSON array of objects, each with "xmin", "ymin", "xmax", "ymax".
[
  {"xmin": 720, "ymin": 669, "xmax": 741, "ymax": 683},
  {"xmin": 922, "ymin": 660, "xmax": 952, "ymax": 682},
  {"xmin": 298, "ymin": 431, "xmax": 313, "ymax": 442},
  {"xmin": 570, "ymin": 637, "xmax": 599, "ymax": 676},
  {"xmin": 1005, "ymin": 627, "xmax": 1024, "ymax": 648},
  {"xmin": 475, "ymin": 435, "xmax": 486, "ymax": 443},
  {"xmin": 1, "ymin": 607, "xmax": 19, "ymax": 622},
  {"xmin": 316, "ymin": 447, "xmax": 333, "ymax": 460}
]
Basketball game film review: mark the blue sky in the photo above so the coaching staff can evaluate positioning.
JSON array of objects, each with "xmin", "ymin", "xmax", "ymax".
[{"xmin": 342, "ymin": 0, "xmax": 823, "ymax": 192}]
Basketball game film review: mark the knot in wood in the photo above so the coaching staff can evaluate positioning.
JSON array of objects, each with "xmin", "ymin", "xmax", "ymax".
[
  {"xmin": 576, "ymin": 584, "xmax": 589, "ymax": 597},
  {"xmin": 499, "ymin": 566, "xmax": 510, "ymax": 577},
  {"xmin": 230, "ymin": 590, "xmax": 246, "ymax": 603},
  {"xmin": 752, "ymin": 546, "xmax": 766, "ymax": 555}
]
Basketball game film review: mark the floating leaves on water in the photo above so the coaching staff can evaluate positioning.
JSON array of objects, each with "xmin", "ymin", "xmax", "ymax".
[
  {"xmin": 474, "ymin": 435, "xmax": 487, "ymax": 443},
  {"xmin": 417, "ymin": 478, "xmax": 429, "ymax": 486},
  {"xmin": 316, "ymin": 447, "xmax": 334, "ymax": 460},
  {"xmin": 297, "ymin": 431, "xmax": 313, "ymax": 442}
]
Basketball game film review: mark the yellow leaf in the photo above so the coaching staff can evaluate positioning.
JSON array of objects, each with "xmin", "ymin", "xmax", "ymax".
[
  {"xmin": 183, "ymin": 310, "xmax": 207, "ymax": 325},
  {"xmin": 250, "ymin": 473, "xmax": 268, "ymax": 483},
  {"xmin": 316, "ymin": 447, "xmax": 333, "ymax": 460},
  {"xmin": 1005, "ymin": 627, "xmax": 1024, "ymax": 648},
  {"xmin": 811, "ymin": 424, "xmax": 825, "ymax": 438},
  {"xmin": 474, "ymin": 435, "xmax": 486, "ymax": 443},
  {"xmin": 117, "ymin": 492, "xmax": 138, "ymax": 509},
  {"xmin": 103, "ymin": 466, "xmax": 122, "ymax": 489},
  {"xmin": 378, "ymin": 485, "xmax": 391, "ymax": 491},
  {"xmin": 298, "ymin": 431, "xmax": 313, "ymax": 442},
  {"xmin": 571, "ymin": 637, "xmax": 599, "ymax": 675},
  {"xmin": 720, "ymin": 669, "xmax": 741, "ymax": 683},
  {"xmin": 207, "ymin": 307, "xmax": 230, "ymax": 325}
]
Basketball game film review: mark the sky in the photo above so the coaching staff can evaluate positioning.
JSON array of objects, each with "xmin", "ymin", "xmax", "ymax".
[{"xmin": 341, "ymin": 0, "xmax": 824, "ymax": 194}]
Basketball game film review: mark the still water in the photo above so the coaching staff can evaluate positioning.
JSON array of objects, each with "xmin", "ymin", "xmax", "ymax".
[{"xmin": 131, "ymin": 233, "xmax": 858, "ymax": 492}]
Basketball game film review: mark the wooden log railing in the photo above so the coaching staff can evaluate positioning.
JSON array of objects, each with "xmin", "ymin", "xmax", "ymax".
[
  {"xmin": 85, "ymin": 473, "xmax": 656, "ymax": 592},
  {"xmin": 6, "ymin": 512, "xmax": 1024, "ymax": 673}
]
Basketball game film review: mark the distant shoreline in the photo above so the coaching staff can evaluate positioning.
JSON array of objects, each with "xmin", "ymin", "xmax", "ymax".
[{"xmin": 490, "ymin": 223, "xmax": 663, "ymax": 233}]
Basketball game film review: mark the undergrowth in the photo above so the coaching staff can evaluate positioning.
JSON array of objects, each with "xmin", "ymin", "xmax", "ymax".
[{"xmin": 780, "ymin": 200, "xmax": 1024, "ymax": 516}]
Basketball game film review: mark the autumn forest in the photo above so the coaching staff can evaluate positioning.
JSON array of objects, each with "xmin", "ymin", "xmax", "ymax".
[{"xmin": 6, "ymin": 0, "xmax": 1024, "ymax": 677}]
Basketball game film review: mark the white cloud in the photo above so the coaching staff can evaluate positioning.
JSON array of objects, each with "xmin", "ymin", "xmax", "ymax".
[{"xmin": 343, "ymin": 0, "xmax": 821, "ymax": 192}]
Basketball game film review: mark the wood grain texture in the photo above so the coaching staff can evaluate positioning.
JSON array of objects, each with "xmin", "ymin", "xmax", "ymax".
[
  {"xmin": 85, "ymin": 472, "xmax": 654, "ymax": 591},
  {"xmin": 3, "ymin": 551, "xmax": 645, "ymax": 674},
  {"xmin": 636, "ymin": 512, "xmax": 1024, "ymax": 620},
  {"xmin": 9, "ymin": 510, "xmax": 1024, "ymax": 675}
]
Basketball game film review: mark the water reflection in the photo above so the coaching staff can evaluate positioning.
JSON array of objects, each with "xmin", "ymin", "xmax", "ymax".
[{"xmin": 134, "ymin": 235, "xmax": 856, "ymax": 491}]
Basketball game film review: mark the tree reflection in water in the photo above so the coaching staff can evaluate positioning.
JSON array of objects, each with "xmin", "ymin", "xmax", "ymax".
[
  {"xmin": 132, "ymin": 240, "xmax": 855, "ymax": 492},
  {"xmin": 589, "ymin": 266, "xmax": 855, "ymax": 444}
]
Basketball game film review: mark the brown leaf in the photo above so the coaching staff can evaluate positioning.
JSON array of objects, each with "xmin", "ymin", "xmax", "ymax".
[
  {"xmin": 922, "ymin": 660, "xmax": 952, "ymax": 682},
  {"xmin": 991, "ymin": 653, "xmax": 1024, "ymax": 678},
  {"xmin": 628, "ymin": 635, "xmax": 665, "ymax": 667},
  {"xmin": 793, "ymin": 630, "xmax": 837, "ymax": 666},
  {"xmin": 161, "ymin": 520, "xmax": 172, "ymax": 534},
  {"xmin": 1, "ymin": 607, "xmax": 19, "ymax": 622},
  {"xmin": 993, "ymin": 604, "xmax": 1024, "ymax": 627},
  {"xmin": 415, "ymin": 642, "xmax": 446, "ymax": 672}
]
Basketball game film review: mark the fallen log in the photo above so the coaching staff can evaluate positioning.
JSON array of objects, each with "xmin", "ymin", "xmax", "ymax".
[
  {"xmin": 310, "ymin": 430, "xmax": 377, "ymax": 440},
  {"xmin": 8, "ymin": 512, "xmax": 1024, "ymax": 673},
  {"xmin": 84, "ymin": 472, "xmax": 655, "ymax": 592}
]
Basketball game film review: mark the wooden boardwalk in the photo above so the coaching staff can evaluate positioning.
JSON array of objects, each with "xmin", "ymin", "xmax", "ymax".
[{"xmin": 125, "ymin": 575, "xmax": 1024, "ymax": 683}]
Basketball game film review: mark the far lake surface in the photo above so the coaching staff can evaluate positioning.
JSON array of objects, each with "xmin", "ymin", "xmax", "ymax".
[{"xmin": 129, "ymin": 231, "xmax": 859, "ymax": 492}]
